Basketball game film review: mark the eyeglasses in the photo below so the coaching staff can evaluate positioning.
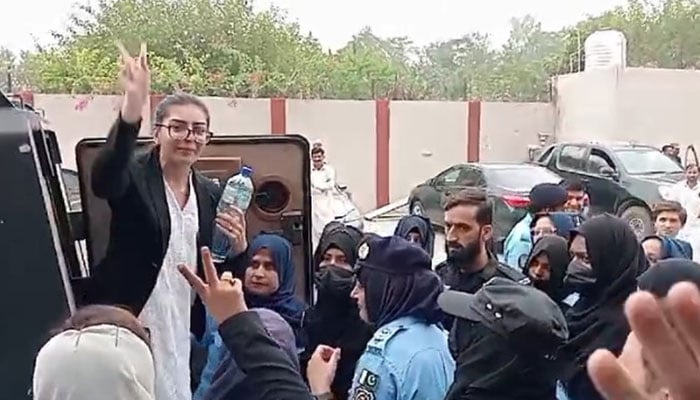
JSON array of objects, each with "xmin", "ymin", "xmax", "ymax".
[{"xmin": 156, "ymin": 123, "xmax": 212, "ymax": 144}]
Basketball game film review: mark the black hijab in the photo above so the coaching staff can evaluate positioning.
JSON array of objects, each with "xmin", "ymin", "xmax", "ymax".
[
  {"xmin": 312, "ymin": 223, "xmax": 363, "ymax": 269},
  {"xmin": 308, "ymin": 224, "xmax": 365, "ymax": 337},
  {"xmin": 559, "ymin": 214, "xmax": 647, "ymax": 382},
  {"xmin": 523, "ymin": 235, "xmax": 570, "ymax": 303},
  {"xmin": 394, "ymin": 215, "xmax": 435, "ymax": 257},
  {"xmin": 356, "ymin": 236, "xmax": 443, "ymax": 327},
  {"xmin": 638, "ymin": 258, "xmax": 700, "ymax": 297}
]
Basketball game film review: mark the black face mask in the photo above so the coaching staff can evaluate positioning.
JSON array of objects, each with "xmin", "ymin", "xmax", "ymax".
[
  {"xmin": 315, "ymin": 265, "xmax": 355, "ymax": 299},
  {"xmin": 564, "ymin": 259, "xmax": 596, "ymax": 292},
  {"xmin": 446, "ymin": 228, "xmax": 483, "ymax": 267}
]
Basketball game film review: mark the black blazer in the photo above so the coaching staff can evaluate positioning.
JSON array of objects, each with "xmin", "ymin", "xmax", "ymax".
[{"xmin": 89, "ymin": 116, "xmax": 229, "ymax": 338}]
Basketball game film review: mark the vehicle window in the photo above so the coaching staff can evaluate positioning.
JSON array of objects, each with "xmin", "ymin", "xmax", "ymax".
[
  {"xmin": 484, "ymin": 166, "xmax": 562, "ymax": 192},
  {"xmin": 457, "ymin": 168, "xmax": 484, "ymax": 186},
  {"xmin": 586, "ymin": 149, "xmax": 615, "ymax": 174},
  {"xmin": 434, "ymin": 167, "xmax": 462, "ymax": 186},
  {"xmin": 536, "ymin": 146, "xmax": 555, "ymax": 164},
  {"xmin": 615, "ymin": 149, "xmax": 684, "ymax": 175},
  {"xmin": 556, "ymin": 145, "xmax": 588, "ymax": 171}
]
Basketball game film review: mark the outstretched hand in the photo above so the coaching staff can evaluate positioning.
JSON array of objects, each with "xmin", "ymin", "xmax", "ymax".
[
  {"xmin": 178, "ymin": 247, "xmax": 248, "ymax": 324},
  {"xmin": 588, "ymin": 282, "xmax": 700, "ymax": 400},
  {"xmin": 116, "ymin": 41, "xmax": 150, "ymax": 124}
]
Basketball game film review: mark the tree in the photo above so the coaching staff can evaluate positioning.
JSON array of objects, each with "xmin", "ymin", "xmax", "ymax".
[
  {"xmin": 557, "ymin": 0, "xmax": 700, "ymax": 72},
  {"xmin": 0, "ymin": 47, "xmax": 14, "ymax": 91},
  {"xmin": 10, "ymin": 0, "xmax": 700, "ymax": 100}
]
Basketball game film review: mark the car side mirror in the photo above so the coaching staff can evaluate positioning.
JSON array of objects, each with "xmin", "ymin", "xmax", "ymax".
[{"xmin": 600, "ymin": 166, "xmax": 618, "ymax": 180}]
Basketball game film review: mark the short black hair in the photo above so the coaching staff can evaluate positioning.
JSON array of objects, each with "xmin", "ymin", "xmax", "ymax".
[
  {"xmin": 444, "ymin": 188, "xmax": 492, "ymax": 225},
  {"xmin": 564, "ymin": 178, "xmax": 585, "ymax": 192},
  {"xmin": 153, "ymin": 93, "xmax": 210, "ymax": 126}
]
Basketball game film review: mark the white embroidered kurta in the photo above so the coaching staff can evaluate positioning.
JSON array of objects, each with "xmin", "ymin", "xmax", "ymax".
[
  {"xmin": 139, "ymin": 177, "xmax": 199, "ymax": 400},
  {"xmin": 311, "ymin": 163, "xmax": 338, "ymax": 250}
]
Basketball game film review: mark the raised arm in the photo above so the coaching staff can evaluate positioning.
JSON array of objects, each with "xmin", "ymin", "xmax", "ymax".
[
  {"xmin": 91, "ymin": 117, "xmax": 141, "ymax": 199},
  {"xmin": 91, "ymin": 42, "xmax": 151, "ymax": 200}
]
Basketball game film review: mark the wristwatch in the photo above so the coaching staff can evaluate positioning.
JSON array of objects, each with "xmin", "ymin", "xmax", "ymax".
[{"xmin": 314, "ymin": 393, "xmax": 333, "ymax": 400}]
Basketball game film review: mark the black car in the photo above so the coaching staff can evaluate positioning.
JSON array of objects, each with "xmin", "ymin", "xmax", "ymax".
[
  {"xmin": 536, "ymin": 141, "xmax": 684, "ymax": 237},
  {"xmin": 408, "ymin": 163, "xmax": 563, "ymax": 249}
]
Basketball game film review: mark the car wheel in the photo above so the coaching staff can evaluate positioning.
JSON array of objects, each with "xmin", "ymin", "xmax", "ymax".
[
  {"xmin": 619, "ymin": 205, "xmax": 653, "ymax": 239},
  {"xmin": 410, "ymin": 200, "xmax": 425, "ymax": 216}
]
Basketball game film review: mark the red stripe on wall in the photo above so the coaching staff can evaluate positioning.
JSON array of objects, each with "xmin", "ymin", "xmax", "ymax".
[
  {"xmin": 375, "ymin": 99, "xmax": 390, "ymax": 207},
  {"xmin": 270, "ymin": 98, "xmax": 287, "ymax": 135},
  {"xmin": 467, "ymin": 100, "xmax": 482, "ymax": 162}
]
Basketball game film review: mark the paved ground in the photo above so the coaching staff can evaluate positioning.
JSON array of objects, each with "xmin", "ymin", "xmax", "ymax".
[{"xmin": 362, "ymin": 205, "xmax": 447, "ymax": 267}]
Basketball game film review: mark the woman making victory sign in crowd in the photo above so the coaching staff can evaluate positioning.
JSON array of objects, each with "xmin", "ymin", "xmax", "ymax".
[{"xmin": 88, "ymin": 42, "xmax": 247, "ymax": 400}]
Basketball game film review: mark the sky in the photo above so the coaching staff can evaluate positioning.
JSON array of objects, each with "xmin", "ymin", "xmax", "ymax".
[{"xmin": 1, "ymin": 0, "xmax": 628, "ymax": 53}]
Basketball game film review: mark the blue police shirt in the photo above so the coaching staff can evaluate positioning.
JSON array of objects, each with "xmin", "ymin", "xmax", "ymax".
[
  {"xmin": 349, "ymin": 316, "xmax": 455, "ymax": 400},
  {"xmin": 503, "ymin": 214, "xmax": 533, "ymax": 270}
]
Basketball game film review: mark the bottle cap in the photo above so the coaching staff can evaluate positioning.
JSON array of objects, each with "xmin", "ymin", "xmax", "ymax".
[{"xmin": 241, "ymin": 165, "xmax": 253, "ymax": 177}]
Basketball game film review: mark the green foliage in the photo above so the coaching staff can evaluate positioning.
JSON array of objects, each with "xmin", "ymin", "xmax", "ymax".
[{"xmin": 3, "ymin": 0, "xmax": 700, "ymax": 100}]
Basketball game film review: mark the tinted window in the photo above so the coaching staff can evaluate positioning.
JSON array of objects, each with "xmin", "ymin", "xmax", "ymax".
[
  {"xmin": 485, "ymin": 167, "xmax": 562, "ymax": 191},
  {"xmin": 556, "ymin": 145, "xmax": 587, "ymax": 171},
  {"xmin": 457, "ymin": 168, "xmax": 484, "ymax": 186},
  {"xmin": 587, "ymin": 150, "xmax": 615, "ymax": 174},
  {"xmin": 434, "ymin": 168, "xmax": 461, "ymax": 185},
  {"xmin": 536, "ymin": 146, "xmax": 555, "ymax": 164},
  {"xmin": 615, "ymin": 149, "xmax": 684, "ymax": 174}
]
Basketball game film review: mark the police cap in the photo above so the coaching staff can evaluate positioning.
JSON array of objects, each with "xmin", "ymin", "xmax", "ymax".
[
  {"xmin": 438, "ymin": 277, "xmax": 568, "ymax": 354},
  {"xmin": 355, "ymin": 235, "xmax": 431, "ymax": 275}
]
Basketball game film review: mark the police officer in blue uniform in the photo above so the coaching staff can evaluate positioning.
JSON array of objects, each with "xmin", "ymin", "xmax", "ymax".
[
  {"xmin": 435, "ymin": 189, "xmax": 529, "ymax": 296},
  {"xmin": 349, "ymin": 235, "xmax": 455, "ymax": 400}
]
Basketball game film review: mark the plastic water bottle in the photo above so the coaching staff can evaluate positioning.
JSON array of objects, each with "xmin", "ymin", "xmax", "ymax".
[{"xmin": 211, "ymin": 166, "xmax": 254, "ymax": 263}]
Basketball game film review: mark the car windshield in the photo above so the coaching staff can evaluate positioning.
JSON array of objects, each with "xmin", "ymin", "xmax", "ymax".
[
  {"xmin": 485, "ymin": 166, "xmax": 562, "ymax": 191},
  {"xmin": 614, "ymin": 149, "xmax": 683, "ymax": 174}
]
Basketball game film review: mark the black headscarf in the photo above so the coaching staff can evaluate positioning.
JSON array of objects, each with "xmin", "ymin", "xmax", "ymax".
[
  {"xmin": 638, "ymin": 258, "xmax": 700, "ymax": 297},
  {"xmin": 523, "ymin": 235, "xmax": 570, "ymax": 303},
  {"xmin": 559, "ymin": 214, "xmax": 647, "ymax": 383},
  {"xmin": 356, "ymin": 238, "xmax": 444, "ymax": 327},
  {"xmin": 393, "ymin": 215, "xmax": 435, "ymax": 257},
  {"xmin": 312, "ymin": 223, "xmax": 363, "ymax": 269}
]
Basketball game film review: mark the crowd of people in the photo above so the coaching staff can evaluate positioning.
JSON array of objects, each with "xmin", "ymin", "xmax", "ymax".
[{"xmin": 29, "ymin": 43, "xmax": 700, "ymax": 400}]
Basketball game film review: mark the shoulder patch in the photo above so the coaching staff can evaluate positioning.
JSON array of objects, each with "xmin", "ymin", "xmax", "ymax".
[
  {"xmin": 366, "ymin": 325, "xmax": 404, "ymax": 355},
  {"xmin": 358, "ymin": 369, "xmax": 380, "ymax": 389},
  {"xmin": 496, "ymin": 262, "xmax": 529, "ymax": 283}
]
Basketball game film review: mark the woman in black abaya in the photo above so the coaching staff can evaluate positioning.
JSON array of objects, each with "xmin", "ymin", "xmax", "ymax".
[
  {"xmin": 394, "ymin": 215, "xmax": 435, "ymax": 257},
  {"xmin": 558, "ymin": 214, "xmax": 647, "ymax": 400},
  {"xmin": 522, "ymin": 235, "xmax": 570, "ymax": 309},
  {"xmin": 300, "ymin": 223, "xmax": 373, "ymax": 400}
]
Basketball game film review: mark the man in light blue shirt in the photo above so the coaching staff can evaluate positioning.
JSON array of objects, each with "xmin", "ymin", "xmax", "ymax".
[
  {"xmin": 503, "ymin": 183, "xmax": 568, "ymax": 269},
  {"xmin": 349, "ymin": 236, "xmax": 455, "ymax": 400}
]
